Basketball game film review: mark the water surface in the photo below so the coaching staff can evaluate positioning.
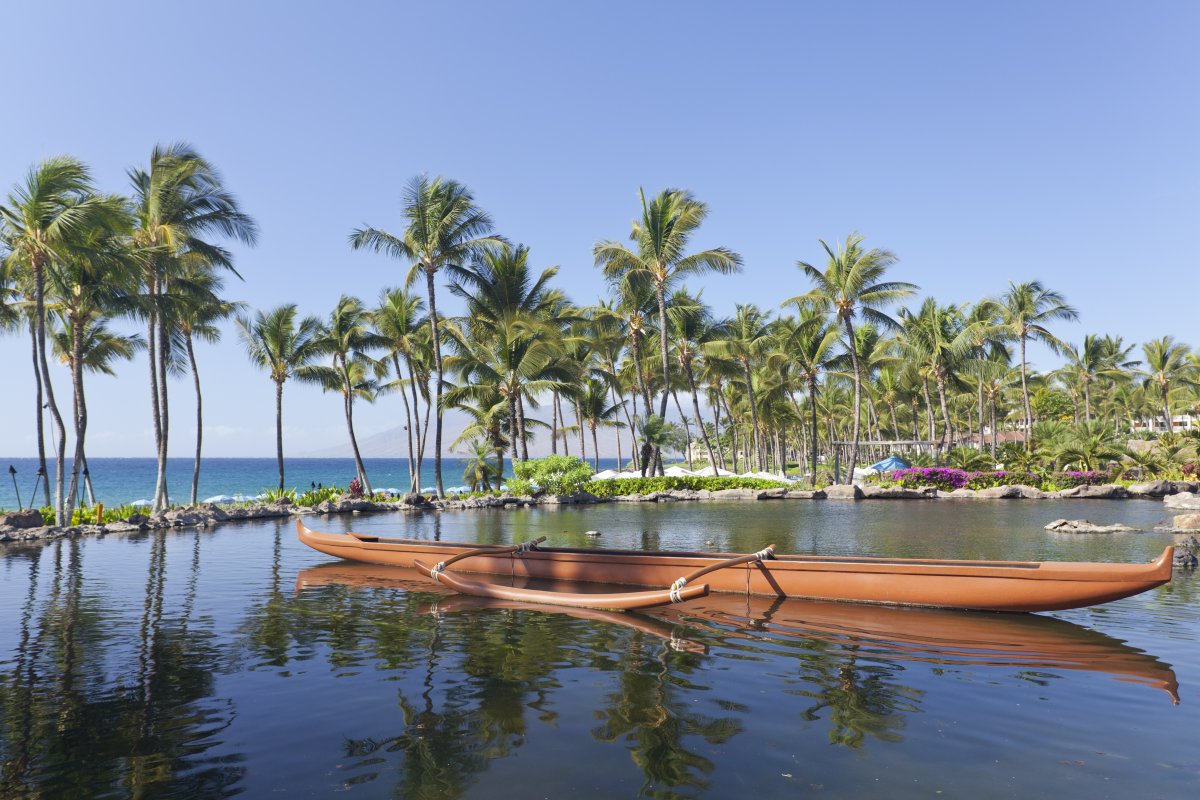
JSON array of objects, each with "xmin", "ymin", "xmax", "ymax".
[{"xmin": 1, "ymin": 500, "xmax": 1196, "ymax": 798}]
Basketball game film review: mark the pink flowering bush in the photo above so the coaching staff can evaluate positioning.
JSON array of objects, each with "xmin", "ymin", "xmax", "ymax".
[{"xmin": 890, "ymin": 468, "xmax": 1112, "ymax": 492}]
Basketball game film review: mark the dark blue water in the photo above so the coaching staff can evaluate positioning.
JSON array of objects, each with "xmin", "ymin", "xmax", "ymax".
[{"xmin": 0, "ymin": 457, "xmax": 625, "ymax": 508}]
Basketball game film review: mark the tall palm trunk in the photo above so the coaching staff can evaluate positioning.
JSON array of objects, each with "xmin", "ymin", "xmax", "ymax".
[
  {"xmin": 655, "ymin": 282, "xmax": 670, "ymax": 418},
  {"xmin": 147, "ymin": 304, "xmax": 164, "ymax": 510},
  {"xmin": 630, "ymin": 331, "xmax": 654, "ymax": 473},
  {"xmin": 591, "ymin": 424, "xmax": 601, "ymax": 471},
  {"xmin": 403, "ymin": 353, "xmax": 423, "ymax": 492},
  {"xmin": 1019, "ymin": 335, "xmax": 1032, "ymax": 452},
  {"xmin": 808, "ymin": 379, "xmax": 820, "ymax": 487},
  {"xmin": 153, "ymin": 288, "xmax": 172, "ymax": 511},
  {"xmin": 610, "ymin": 383, "xmax": 627, "ymax": 468},
  {"xmin": 990, "ymin": 393, "xmax": 998, "ymax": 456},
  {"xmin": 33, "ymin": 255, "xmax": 67, "ymax": 524},
  {"xmin": 672, "ymin": 390, "xmax": 693, "ymax": 470},
  {"xmin": 274, "ymin": 380, "xmax": 285, "ymax": 491},
  {"xmin": 741, "ymin": 360, "xmax": 764, "ymax": 471},
  {"xmin": 30, "ymin": 323, "xmax": 51, "ymax": 506},
  {"xmin": 342, "ymin": 368, "xmax": 371, "ymax": 495},
  {"xmin": 517, "ymin": 393, "xmax": 530, "ymax": 461},
  {"xmin": 65, "ymin": 318, "xmax": 86, "ymax": 524},
  {"xmin": 935, "ymin": 373, "xmax": 951, "ymax": 450},
  {"xmin": 976, "ymin": 377, "xmax": 985, "ymax": 450},
  {"xmin": 550, "ymin": 389, "xmax": 559, "ymax": 454},
  {"xmin": 1083, "ymin": 379, "xmax": 1092, "ymax": 424},
  {"xmin": 423, "ymin": 265, "xmax": 445, "ymax": 497},
  {"xmin": 557, "ymin": 392, "xmax": 570, "ymax": 456},
  {"xmin": 508, "ymin": 393, "xmax": 523, "ymax": 465},
  {"xmin": 922, "ymin": 379, "xmax": 936, "ymax": 444},
  {"xmin": 392, "ymin": 355, "xmax": 417, "ymax": 492},
  {"xmin": 685, "ymin": 365, "xmax": 717, "ymax": 469},
  {"xmin": 1160, "ymin": 382, "xmax": 1172, "ymax": 435},
  {"xmin": 842, "ymin": 317, "xmax": 862, "ymax": 484},
  {"xmin": 185, "ymin": 331, "xmax": 203, "ymax": 505},
  {"xmin": 574, "ymin": 396, "xmax": 586, "ymax": 458},
  {"xmin": 712, "ymin": 393, "xmax": 726, "ymax": 471}
]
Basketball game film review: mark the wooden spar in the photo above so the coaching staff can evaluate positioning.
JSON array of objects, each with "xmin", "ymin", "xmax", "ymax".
[{"xmin": 413, "ymin": 558, "xmax": 710, "ymax": 610}]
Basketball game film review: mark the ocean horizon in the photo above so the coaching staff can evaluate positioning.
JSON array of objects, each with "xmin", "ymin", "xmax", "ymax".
[{"xmin": 0, "ymin": 456, "xmax": 625, "ymax": 509}]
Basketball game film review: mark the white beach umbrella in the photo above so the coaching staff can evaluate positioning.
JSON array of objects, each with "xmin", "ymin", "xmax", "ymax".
[
  {"xmin": 663, "ymin": 465, "xmax": 695, "ymax": 478},
  {"xmin": 691, "ymin": 466, "xmax": 736, "ymax": 477},
  {"xmin": 129, "ymin": 499, "xmax": 152, "ymax": 508},
  {"xmin": 591, "ymin": 469, "xmax": 619, "ymax": 480}
]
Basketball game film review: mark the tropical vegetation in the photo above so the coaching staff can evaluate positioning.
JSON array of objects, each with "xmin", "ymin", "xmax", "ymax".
[{"xmin": 4, "ymin": 155, "xmax": 1200, "ymax": 521}]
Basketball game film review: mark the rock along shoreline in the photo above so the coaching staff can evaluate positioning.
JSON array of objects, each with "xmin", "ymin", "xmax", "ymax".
[{"xmin": 3, "ymin": 479, "xmax": 1199, "ymax": 546}]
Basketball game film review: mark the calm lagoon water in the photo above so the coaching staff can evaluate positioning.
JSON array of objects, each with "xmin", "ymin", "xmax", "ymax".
[{"xmin": 1, "ymin": 500, "xmax": 1197, "ymax": 798}]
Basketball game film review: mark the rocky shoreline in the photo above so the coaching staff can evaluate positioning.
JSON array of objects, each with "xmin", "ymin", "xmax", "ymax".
[{"xmin": 3, "ymin": 479, "xmax": 1199, "ymax": 546}]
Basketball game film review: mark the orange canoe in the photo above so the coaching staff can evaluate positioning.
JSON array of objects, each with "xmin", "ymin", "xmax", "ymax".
[
  {"xmin": 294, "ymin": 561, "xmax": 1180, "ymax": 703},
  {"xmin": 296, "ymin": 521, "xmax": 1173, "ymax": 613}
]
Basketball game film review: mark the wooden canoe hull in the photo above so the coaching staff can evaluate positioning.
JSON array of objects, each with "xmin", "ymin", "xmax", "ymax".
[{"xmin": 295, "ymin": 521, "xmax": 1173, "ymax": 613}]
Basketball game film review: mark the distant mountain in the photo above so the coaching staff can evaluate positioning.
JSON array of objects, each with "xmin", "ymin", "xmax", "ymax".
[{"xmin": 297, "ymin": 426, "xmax": 412, "ymax": 458}]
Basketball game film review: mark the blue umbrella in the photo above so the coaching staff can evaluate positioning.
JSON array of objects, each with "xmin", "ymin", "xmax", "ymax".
[{"xmin": 868, "ymin": 455, "xmax": 909, "ymax": 472}]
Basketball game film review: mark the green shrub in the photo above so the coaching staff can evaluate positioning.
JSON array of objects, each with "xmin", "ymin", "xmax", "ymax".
[
  {"xmin": 587, "ymin": 476, "xmax": 788, "ymax": 498},
  {"xmin": 260, "ymin": 487, "xmax": 298, "ymax": 503},
  {"xmin": 296, "ymin": 486, "xmax": 343, "ymax": 507},
  {"xmin": 508, "ymin": 455, "xmax": 594, "ymax": 496}
]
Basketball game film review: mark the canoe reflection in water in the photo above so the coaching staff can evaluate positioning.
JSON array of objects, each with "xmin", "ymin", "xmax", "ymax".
[{"xmin": 295, "ymin": 561, "xmax": 1181, "ymax": 705}]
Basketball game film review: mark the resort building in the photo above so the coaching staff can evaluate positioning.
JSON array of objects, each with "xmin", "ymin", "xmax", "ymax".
[{"xmin": 1132, "ymin": 414, "xmax": 1197, "ymax": 433}]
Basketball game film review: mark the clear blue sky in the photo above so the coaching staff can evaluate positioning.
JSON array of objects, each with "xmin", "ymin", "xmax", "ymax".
[{"xmin": 2, "ymin": 0, "xmax": 1196, "ymax": 457}]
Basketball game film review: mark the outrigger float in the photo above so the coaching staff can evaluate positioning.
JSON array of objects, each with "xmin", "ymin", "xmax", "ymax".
[{"xmin": 296, "ymin": 521, "xmax": 1174, "ymax": 613}]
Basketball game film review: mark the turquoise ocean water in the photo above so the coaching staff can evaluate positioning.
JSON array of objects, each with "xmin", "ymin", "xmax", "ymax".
[{"xmin": 0, "ymin": 456, "xmax": 622, "ymax": 508}]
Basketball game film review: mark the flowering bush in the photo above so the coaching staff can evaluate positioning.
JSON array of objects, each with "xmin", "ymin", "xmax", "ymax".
[
  {"xmin": 1051, "ymin": 471, "xmax": 1108, "ymax": 488},
  {"xmin": 587, "ymin": 476, "xmax": 789, "ymax": 498},
  {"xmin": 891, "ymin": 467, "xmax": 970, "ymax": 491}
]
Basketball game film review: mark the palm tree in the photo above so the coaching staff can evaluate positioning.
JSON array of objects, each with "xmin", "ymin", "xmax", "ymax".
[
  {"xmin": 594, "ymin": 188, "xmax": 742, "ymax": 424},
  {"xmin": 572, "ymin": 378, "xmax": 626, "ymax": 470},
  {"xmin": 373, "ymin": 288, "xmax": 429, "ymax": 492},
  {"xmin": 129, "ymin": 143, "xmax": 257, "ymax": 511},
  {"xmin": 51, "ymin": 318, "xmax": 143, "ymax": 505},
  {"xmin": 704, "ymin": 305, "xmax": 775, "ymax": 471},
  {"xmin": 1, "ymin": 157, "xmax": 128, "ymax": 523},
  {"xmin": 45, "ymin": 226, "xmax": 137, "ymax": 520},
  {"xmin": 1054, "ymin": 421, "xmax": 1126, "ymax": 471},
  {"xmin": 1063, "ymin": 334, "xmax": 1138, "ymax": 423},
  {"xmin": 791, "ymin": 235, "xmax": 916, "ymax": 483},
  {"xmin": 305, "ymin": 296, "xmax": 386, "ymax": 493},
  {"xmin": 350, "ymin": 175, "xmax": 503, "ymax": 498},
  {"xmin": 774, "ymin": 307, "xmax": 840, "ymax": 484},
  {"xmin": 459, "ymin": 439, "xmax": 500, "ymax": 492},
  {"xmin": 234, "ymin": 305, "xmax": 324, "ymax": 491},
  {"xmin": 444, "ymin": 320, "xmax": 569, "ymax": 464},
  {"xmin": 664, "ymin": 289, "xmax": 722, "ymax": 469},
  {"xmin": 898, "ymin": 299, "xmax": 983, "ymax": 452},
  {"xmin": 1140, "ymin": 336, "xmax": 1195, "ymax": 435},
  {"xmin": 994, "ymin": 281, "xmax": 1077, "ymax": 451}
]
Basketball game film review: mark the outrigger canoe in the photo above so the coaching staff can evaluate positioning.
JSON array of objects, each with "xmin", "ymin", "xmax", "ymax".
[
  {"xmin": 295, "ymin": 561, "xmax": 1180, "ymax": 703},
  {"xmin": 296, "ymin": 521, "xmax": 1174, "ymax": 613}
]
